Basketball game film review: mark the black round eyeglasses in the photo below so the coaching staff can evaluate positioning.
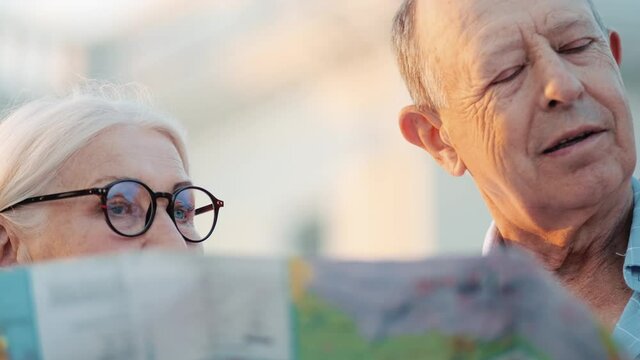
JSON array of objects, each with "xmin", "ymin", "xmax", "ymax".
[{"xmin": 0, "ymin": 179, "xmax": 224, "ymax": 243}]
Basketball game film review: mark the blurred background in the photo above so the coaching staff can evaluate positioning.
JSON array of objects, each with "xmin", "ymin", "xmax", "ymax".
[{"xmin": 0, "ymin": 0, "xmax": 638, "ymax": 259}]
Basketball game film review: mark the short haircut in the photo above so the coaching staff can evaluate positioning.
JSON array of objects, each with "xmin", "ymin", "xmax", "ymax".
[
  {"xmin": 391, "ymin": 0, "xmax": 607, "ymax": 113},
  {"xmin": 391, "ymin": 0, "xmax": 446, "ymax": 112},
  {"xmin": 0, "ymin": 82, "xmax": 189, "ymax": 233}
]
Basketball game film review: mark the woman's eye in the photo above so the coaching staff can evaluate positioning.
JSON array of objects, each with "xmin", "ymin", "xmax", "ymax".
[
  {"xmin": 108, "ymin": 202, "xmax": 131, "ymax": 216},
  {"xmin": 174, "ymin": 206, "xmax": 194, "ymax": 223},
  {"xmin": 559, "ymin": 38, "xmax": 593, "ymax": 54},
  {"xmin": 106, "ymin": 198, "xmax": 140, "ymax": 217},
  {"xmin": 490, "ymin": 65, "xmax": 525, "ymax": 86}
]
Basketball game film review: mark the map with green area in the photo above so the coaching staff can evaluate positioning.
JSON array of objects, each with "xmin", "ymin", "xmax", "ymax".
[
  {"xmin": 290, "ymin": 250, "xmax": 622, "ymax": 360},
  {"xmin": 295, "ymin": 291, "xmax": 550, "ymax": 360}
]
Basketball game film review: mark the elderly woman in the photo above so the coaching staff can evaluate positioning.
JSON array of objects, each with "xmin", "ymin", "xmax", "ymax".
[{"xmin": 0, "ymin": 86, "xmax": 223, "ymax": 266}]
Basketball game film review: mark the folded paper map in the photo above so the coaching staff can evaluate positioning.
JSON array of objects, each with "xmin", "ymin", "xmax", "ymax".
[{"xmin": 0, "ymin": 249, "xmax": 625, "ymax": 359}]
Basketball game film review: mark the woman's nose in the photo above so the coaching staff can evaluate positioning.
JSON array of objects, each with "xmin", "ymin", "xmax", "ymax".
[{"xmin": 141, "ymin": 202, "xmax": 187, "ymax": 250}]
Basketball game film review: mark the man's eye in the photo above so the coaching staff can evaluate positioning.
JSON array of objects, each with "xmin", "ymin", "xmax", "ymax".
[
  {"xmin": 490, "ymin": 65, "xmax": 525, "ymax": 86},
  {"xmin": 559, "ymin": 38, "xmax": 593, "ymax": 54}
]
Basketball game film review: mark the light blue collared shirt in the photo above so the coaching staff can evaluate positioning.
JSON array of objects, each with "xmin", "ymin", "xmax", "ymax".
[
  {"xmin": 613, "ymin": 177, "xmax": 640, "ymax": 359},
  {"xmin": 483, "ymin": 178, "xmax": 640, "ymax": 359}
]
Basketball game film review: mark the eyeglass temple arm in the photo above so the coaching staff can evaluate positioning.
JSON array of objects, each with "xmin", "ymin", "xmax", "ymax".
[
  {"xmin": 194, "ymin": 200, "xmax": 224, "ymax": 216},
  {"xmin": 0, "ymin": 188, "xmax": 104, "ymax": 213}
]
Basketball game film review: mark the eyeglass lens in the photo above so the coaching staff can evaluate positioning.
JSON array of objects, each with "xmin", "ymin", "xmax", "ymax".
[
  {"xmin": 173, "ymin": 187, "xmax": 216, "ymax": 241},
  {"xmin": 105, "ymin": 181, "xmax": 216, "ymax": 241},
  {"xmin": 105, "ymin": 182, "xmax": 152, "ymax": 236}
]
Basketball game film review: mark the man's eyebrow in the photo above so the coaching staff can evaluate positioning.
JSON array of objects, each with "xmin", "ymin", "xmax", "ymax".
[
  {"xmin": 546, "ymin": 17, "xmax": 593, "ymax": 34},
  {"xmin": 479, "ymin": 38, "xmax": 522, "ymax": 57},
  {"xmin": 471, "ymin": 35, "xmax": 523, "ymax": 70}
]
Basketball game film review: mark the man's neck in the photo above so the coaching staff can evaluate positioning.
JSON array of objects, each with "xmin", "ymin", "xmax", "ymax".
[
  {"xmin": 490, "ymin": 183, "xmax": 635, "ymax": 329},
  {"xmin": 492, "ymin": 184, "xmax": 633, "ymax": 274}
]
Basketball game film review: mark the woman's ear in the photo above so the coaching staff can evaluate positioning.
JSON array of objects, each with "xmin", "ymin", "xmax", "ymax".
[
  {"xmin": 0, "ymin": 220, "xmax": 19, "ymax": 267},
  {"xmin": 398, "ymin": 105, "xmax": 467, "ymax": 176}
]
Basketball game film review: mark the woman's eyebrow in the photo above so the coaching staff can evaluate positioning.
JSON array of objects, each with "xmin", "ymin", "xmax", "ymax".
[
  {"xmin": 90, "ymin": 177, "xmax": 193, "ymax": 191},
  {"xmin": 90, "ymin": 176, "xmax": 126, "ymax": 187},
  {"xmin": 173, "ymin": 181, "xmax": 193, "ymax": 191}
]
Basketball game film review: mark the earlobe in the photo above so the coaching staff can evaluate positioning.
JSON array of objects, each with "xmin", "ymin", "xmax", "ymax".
[
  {"xmin": 398, "ymin": 105, "xmax": 467, "ymax": 176},
  {"xmin": 0, "ymin": 222, "xmax": 19, "ymax": 267},
  {"xmin": 439, "ymin": 127, "xmax": 467, "ymax": 177},
  {"xmin": 608, "ymin": 30, "xmax": 622, "ymax": 65}
]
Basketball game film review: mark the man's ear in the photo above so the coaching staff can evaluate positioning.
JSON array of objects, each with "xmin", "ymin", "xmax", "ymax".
[
  {"xmin": 0, "ymin": 221, "xmax": 19, "ymax": 267},
  {"xmin": 609, "ymin": 30, "xmax": 622, "ymax": 65},
  {"xmin": 399, "ymin": 105, "xmax": 466, "ymax": 176}
]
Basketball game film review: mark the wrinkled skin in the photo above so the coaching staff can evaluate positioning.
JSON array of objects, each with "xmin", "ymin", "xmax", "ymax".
[{"xmin": 399, "ymin": 0, "xmax": 636, "ymax": 328}]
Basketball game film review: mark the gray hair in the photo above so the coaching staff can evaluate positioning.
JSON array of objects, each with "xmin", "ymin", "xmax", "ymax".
[
  {"xmin": 0, "ymin": 83, "xmax": 189, "ymax": 234},
  {"xmin": 391, "ymin": 0, "xmax": 607, "ymax": 113},
  {"xmin": 391, "ymin": 0, "xmax": 446, "ymax": 112}
]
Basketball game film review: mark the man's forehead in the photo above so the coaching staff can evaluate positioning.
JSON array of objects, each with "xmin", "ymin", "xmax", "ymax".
[
  {"xmin": 416, "ymin": 0, "xmax": 595, "ymax": 39},
  {"xmin": 414, "ymin": 0, "xmax": 598, "ymax": 71}
]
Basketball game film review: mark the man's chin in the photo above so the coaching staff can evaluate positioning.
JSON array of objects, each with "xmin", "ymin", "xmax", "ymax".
[{"xmin": 532, "ymin": 171, "xmax": 632, "ymax": 216}]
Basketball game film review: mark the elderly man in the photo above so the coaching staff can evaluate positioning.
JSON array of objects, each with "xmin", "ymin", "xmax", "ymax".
[{"xmin": 392, "ymin": 0, "xmax": 640, "ymax": 356}]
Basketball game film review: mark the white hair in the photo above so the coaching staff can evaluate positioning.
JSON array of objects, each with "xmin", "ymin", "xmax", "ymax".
[
  {"xmin": 0, "ymin": 83, "xmax": 189, "ymax": 233},
  {"xmin": 392, "ymin": 0, "xmax": 448, "ymax": 112}
]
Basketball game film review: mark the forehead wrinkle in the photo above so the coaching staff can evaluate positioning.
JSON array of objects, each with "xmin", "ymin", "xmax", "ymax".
[{"xmin": 417, "ymin": 0, "xmax": 493, "ymax": 57}]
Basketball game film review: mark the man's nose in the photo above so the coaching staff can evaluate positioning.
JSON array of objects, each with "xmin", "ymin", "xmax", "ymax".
[
  {"xmin": 141, "ymin": 201, "xmax": 187, "ymax": 250},
  {"xmin": 538, "ymin": 54, "xmax": 585, "ymax": 110}
]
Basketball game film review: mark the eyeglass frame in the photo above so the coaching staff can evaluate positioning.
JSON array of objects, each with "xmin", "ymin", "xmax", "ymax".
[{"xmin": 0, "ymin": 179, "xmax": 224, "ymax": 243}]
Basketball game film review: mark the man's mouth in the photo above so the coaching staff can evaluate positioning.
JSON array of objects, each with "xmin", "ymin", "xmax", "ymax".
[{"xmin": 542, "ymin": 130, "xmax": 604, "ymax": 155}]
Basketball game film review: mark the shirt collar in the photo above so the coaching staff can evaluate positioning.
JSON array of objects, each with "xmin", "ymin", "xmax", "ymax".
[
  {"xmin": 622, "ymin": 177, "xmax": 640, "ymax": 290},
  {"xmin": 482, "ymin": 221, "xmax": 501, "ymax": 256}
]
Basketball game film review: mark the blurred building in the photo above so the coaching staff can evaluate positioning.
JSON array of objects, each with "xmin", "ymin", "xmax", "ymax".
[{"xmin": 0, "ymin": 0, "xmax": 638, "ymax": 259}]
